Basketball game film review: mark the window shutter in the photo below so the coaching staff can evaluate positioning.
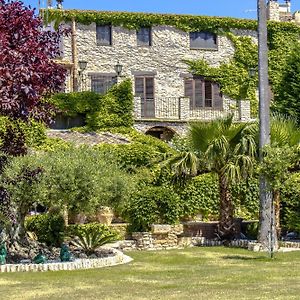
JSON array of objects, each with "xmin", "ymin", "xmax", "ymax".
[
  {"xmin": 212, "ymin": 83, "xmax": 223, "ymax": 109},
  {"xmin": 184, "ymin": 79, "xmax": 194, "ymax": 108},
  {"xmin": 194, "ymin": 79, "xmax": 204, "ymax": 107},
  {"xmin": 135, "ymin": 77, "xmax": 144, "ymax": 98},
  {"xmin": 145, "ymin": 77, "xmax": 154, "ymax": 99},
  {"xmin": 204, "ymin": 81, "xmax": 213, "ymax": 107}
]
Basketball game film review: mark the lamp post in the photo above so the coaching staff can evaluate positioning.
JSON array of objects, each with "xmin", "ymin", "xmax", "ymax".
[
  {"xmin": 257, "ymin": 0, "xmax": 277, "ymax": 257},
  {"xmin": 78, "ymin": 60, "xmax": 87, "ymax": 91}
]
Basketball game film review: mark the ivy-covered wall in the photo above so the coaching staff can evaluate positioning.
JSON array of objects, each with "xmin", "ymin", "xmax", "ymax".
[{"xmin": 46, "ymin": 9, "xmax": 300, "ymax": 117}]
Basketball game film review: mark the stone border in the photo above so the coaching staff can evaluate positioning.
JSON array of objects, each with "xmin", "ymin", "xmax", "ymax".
[{"xmin": 0, "ymin": 249, "xmax": 133, "ymax": 273}]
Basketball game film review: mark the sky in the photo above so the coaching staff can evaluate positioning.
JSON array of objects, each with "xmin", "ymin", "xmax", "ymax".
[{"xmin": 21, "ymin": 0, "xmax": 300, "ymax": 20}]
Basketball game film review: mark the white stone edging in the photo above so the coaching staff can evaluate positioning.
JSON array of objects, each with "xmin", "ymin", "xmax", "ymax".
[{"xmin": 0, "ymin": 249, "xmax": 133, "ymax": 273}]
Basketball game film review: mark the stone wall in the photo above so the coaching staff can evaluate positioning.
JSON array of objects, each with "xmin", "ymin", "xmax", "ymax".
[{"xmin": 61, "ymin": 21, "xmax": 255, "ymax": 122}]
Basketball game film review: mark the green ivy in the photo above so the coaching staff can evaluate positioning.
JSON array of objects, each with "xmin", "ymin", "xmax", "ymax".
[
  {"xmin": 51, "ymin": 79, "xmax": 134, "ymax": 130},
  {"xmin": 44, "ymin": 9, "xmax": 300, "ymax": 34},
  {"xmin": 123, "ymin": 185, "xmax": 182, "ymax": 232}
]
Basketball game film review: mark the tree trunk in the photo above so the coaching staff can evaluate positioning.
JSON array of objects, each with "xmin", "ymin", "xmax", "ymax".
[
  {"xmin": 258, "ymin": 178, "xmax": 278, "ymax": 252},
  {"xmin": 218, "ymin": 175, "xmax": 236, "ymax": 242},
  {"xmin": 257, "ymin": 0, "xmax": 278, "ymax": 253},
  {"xmin": 9, "ymin": 206, "xmax": 27, "ymax": 243},
  {"xmin": 273, "ymin": 190, "xmax": 281, "ymax": 238},
  {"xmin": 63, "ymin": 204, "xmax": 69, "ymax": 227}
]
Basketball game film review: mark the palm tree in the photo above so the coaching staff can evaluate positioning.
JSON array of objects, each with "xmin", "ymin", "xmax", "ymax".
[{"xmin": 169, "ymin": 115, "xmax": 257, "ymax": 241}]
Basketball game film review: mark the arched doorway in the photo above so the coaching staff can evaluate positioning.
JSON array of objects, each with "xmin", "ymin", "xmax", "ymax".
[{"xmin": 145, "ymin": 126, "xmax": 176, "ymax": 141}]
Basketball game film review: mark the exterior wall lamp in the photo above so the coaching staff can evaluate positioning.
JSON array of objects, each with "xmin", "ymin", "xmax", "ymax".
[
  {"xmin": 114, "ymin": 61, "xmax": 123, "ymax": 77},
  {"xmin": 78, "ymin": 60, "xmax": 88, "ymax": 75}
]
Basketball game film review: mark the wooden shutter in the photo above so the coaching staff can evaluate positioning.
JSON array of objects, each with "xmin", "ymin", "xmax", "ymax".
[
  {"xmin": 135, "ymin": 77, "xmax": 145, "ymax": 98},
  {"xmin": 145, "ymin": 77, "xmax": 154, "ymax": 99},
  {"xmin": 194, "ymin": 79, "xmax": 204, "ymax": 108},
  {"xmin": 204, "ymin": 81, "xmax": 213, "ymax": 107},
  {"xmin": 184, "ymin": 79, "xmax": 194, "ymax": 108},
  {"xmin": 212, "ymin": 83, "xmax": 223, "ymax": 109}
]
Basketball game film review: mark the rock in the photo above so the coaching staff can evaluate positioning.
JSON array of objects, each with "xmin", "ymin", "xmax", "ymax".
[
  {"xmin": 79, "ymin": 253, "xmax": 88, "ymax": 259},
  {"xmin": 151, "ymin": 225, "xmax": 172, "ymax": 234}
]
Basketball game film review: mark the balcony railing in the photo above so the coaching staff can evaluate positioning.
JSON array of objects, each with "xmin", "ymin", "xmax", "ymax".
[{"xmin": 134, "ymin": 96, "xmax": 251, "ymax": 122}]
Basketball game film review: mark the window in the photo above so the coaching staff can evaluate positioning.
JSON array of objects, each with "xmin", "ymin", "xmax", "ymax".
[
  {"xmin": 137, "ymin": 27, "xmax": 152, "ymax": 46},
  {"xmin": 190, "ymin": 32, "xmax": 217, "ymax": 49},
  {"xmin": 96, "ymin": 25, "xmax": 112, "ymax": 45},
  {"xmin": 135, "ymin": 76, "xmax": 154, "ymax": 99},
  {"xmin": 90, "ymin": 75, "xmax": 116, "ymax": 94},
  {"xmin": 135, "ymin": 76, "xmax": 155, "ymax": 118},
  {"xmin": 184, "ymin": 77, "xmax": 222, "ymax": 109}
]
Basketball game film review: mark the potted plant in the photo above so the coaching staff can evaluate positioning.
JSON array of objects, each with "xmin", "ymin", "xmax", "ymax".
[{"xmin": 96, "ymin": 206, "xmax": 114, "ymax": 225}]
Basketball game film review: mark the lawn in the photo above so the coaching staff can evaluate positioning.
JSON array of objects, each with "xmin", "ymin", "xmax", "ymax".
[{"xmin": 0, "ymin": 247, "xmax": 299, "ymax": 300}]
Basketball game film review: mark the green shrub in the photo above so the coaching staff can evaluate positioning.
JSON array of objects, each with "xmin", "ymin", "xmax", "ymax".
[
  {"xmin": 0, "ymin": 117, "xmax": 47, "ymax": 149},
  {"xmin": 179, "ymin": 174, "xmax": 259, "ymax": 221},
  {"xmin": 67, "ymin": 223, "xmax": 118, "ymax": 254},
  {"xmin": 179, "ymin": 174, "xmax": 220, "ymax": 220},
  {"xmin": 94, "ymin": 130, "xmax": 174, "ymax": 172},
  {"xmin": 281, "ymin": 173, "xmax": 300, "ymax": 232},
  {"xmin": 25, "ymin": 212, "xmax": 65, "ymax": 246},
  {"xmin": 123, "ymin": 185, "xmax": 182, "ymax": 232},
  {"xmin": 33, "ymin": 137, "xmax": 72, "ymax": 152},
  {"xmin": 51, "ymin": 79, "xmax": 133, "ymax": 129}
]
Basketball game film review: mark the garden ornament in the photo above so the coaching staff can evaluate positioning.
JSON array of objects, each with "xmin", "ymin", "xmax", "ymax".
[
  {"xmin": 33, "ymin": 252, "xmax": 47, "ymax": 264},
  {"xmin": 60, "ymin": 244, "xmax": 72, "ymax": 262},
  {"xmin": 0, "ymin": 243, "xmax": 7, "ymax": 265}
]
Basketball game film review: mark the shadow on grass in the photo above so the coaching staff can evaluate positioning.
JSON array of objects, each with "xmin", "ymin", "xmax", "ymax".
[{"xmin": 222, "ymin": 255, "xmax": 269, "ymax": 261}]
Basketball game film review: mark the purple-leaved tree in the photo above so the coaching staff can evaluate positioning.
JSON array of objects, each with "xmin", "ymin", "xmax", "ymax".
[
  {"xmin": 0, "ymin": 0, "xmax": 67, "ymax": 157},
  {"xmin": 0, "ymin": 0, "xmax": 67, "ymax": 246}
]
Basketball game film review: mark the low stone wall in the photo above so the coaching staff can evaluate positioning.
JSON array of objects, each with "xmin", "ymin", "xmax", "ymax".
[
  {"xmin": 130, "ymin": 225, "xmax": 183, "ymax": 251},
  {"xmin": 0, "ymin": 249, "xmax": 132, "ymax": 273},
  {"xmin": 183, "ymin": 221, "xmax": 219, "ymax": 239},
  {"xmin": 279, "ymin": 241, "xmax": 300, "ymax": 249}
]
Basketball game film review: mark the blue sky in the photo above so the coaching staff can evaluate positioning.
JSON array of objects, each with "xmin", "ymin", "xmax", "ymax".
[{"xmin": 22, "ymin": 0, "xmax": 300, "ymax": 20}]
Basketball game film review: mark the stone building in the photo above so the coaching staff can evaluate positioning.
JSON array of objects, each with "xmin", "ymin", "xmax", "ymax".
[
  {"xmin": 49, "ymin": 0, "xmax": 298, "ymax": 137},
  {"xmin": 267, "ymin": 0, "xmax": 300, "ymax": 22}
]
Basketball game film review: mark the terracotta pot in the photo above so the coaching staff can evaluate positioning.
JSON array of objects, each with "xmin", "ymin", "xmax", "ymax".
[{"xmin": 96, "ymin": 207, "xmax": 114, "ymax": 225}]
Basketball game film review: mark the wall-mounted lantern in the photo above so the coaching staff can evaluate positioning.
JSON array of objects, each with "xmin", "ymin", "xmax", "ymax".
[
  {"xmin": 114, "ymin": 61, "xmax": 123, "ymax": 77},
  {"xmin": 78, "ymin": 60, "xmax": 88, "ymax": 75}
]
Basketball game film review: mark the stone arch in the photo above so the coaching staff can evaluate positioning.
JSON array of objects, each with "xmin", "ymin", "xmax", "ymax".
[{"xmin": 145, "ymin": 126, "xmax": 177, "ymax": 141}]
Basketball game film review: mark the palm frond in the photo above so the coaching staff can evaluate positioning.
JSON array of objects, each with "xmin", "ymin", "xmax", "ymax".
[{"xmin": 271, "ymin": 113, "xmax": 300, "ymax": 147}]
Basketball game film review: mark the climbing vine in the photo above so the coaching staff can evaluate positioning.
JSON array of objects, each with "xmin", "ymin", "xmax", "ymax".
[
  {"xmin": 185, "ymin": 33, "xmax": 259, "ymax": 115},
  {"xmin": 44, "ymin": 10, "xmax": 300, "ymax": 117}
]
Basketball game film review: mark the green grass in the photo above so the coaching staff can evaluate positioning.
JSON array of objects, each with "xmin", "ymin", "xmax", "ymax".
[{"xmin": 0, "ymin": 247, "xmax": 299, "ymax": 300}]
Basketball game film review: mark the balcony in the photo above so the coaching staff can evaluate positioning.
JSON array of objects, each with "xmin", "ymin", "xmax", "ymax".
[{"xmin": 134, "ymin": 96, "xmax": 251, "ymax": 122}]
